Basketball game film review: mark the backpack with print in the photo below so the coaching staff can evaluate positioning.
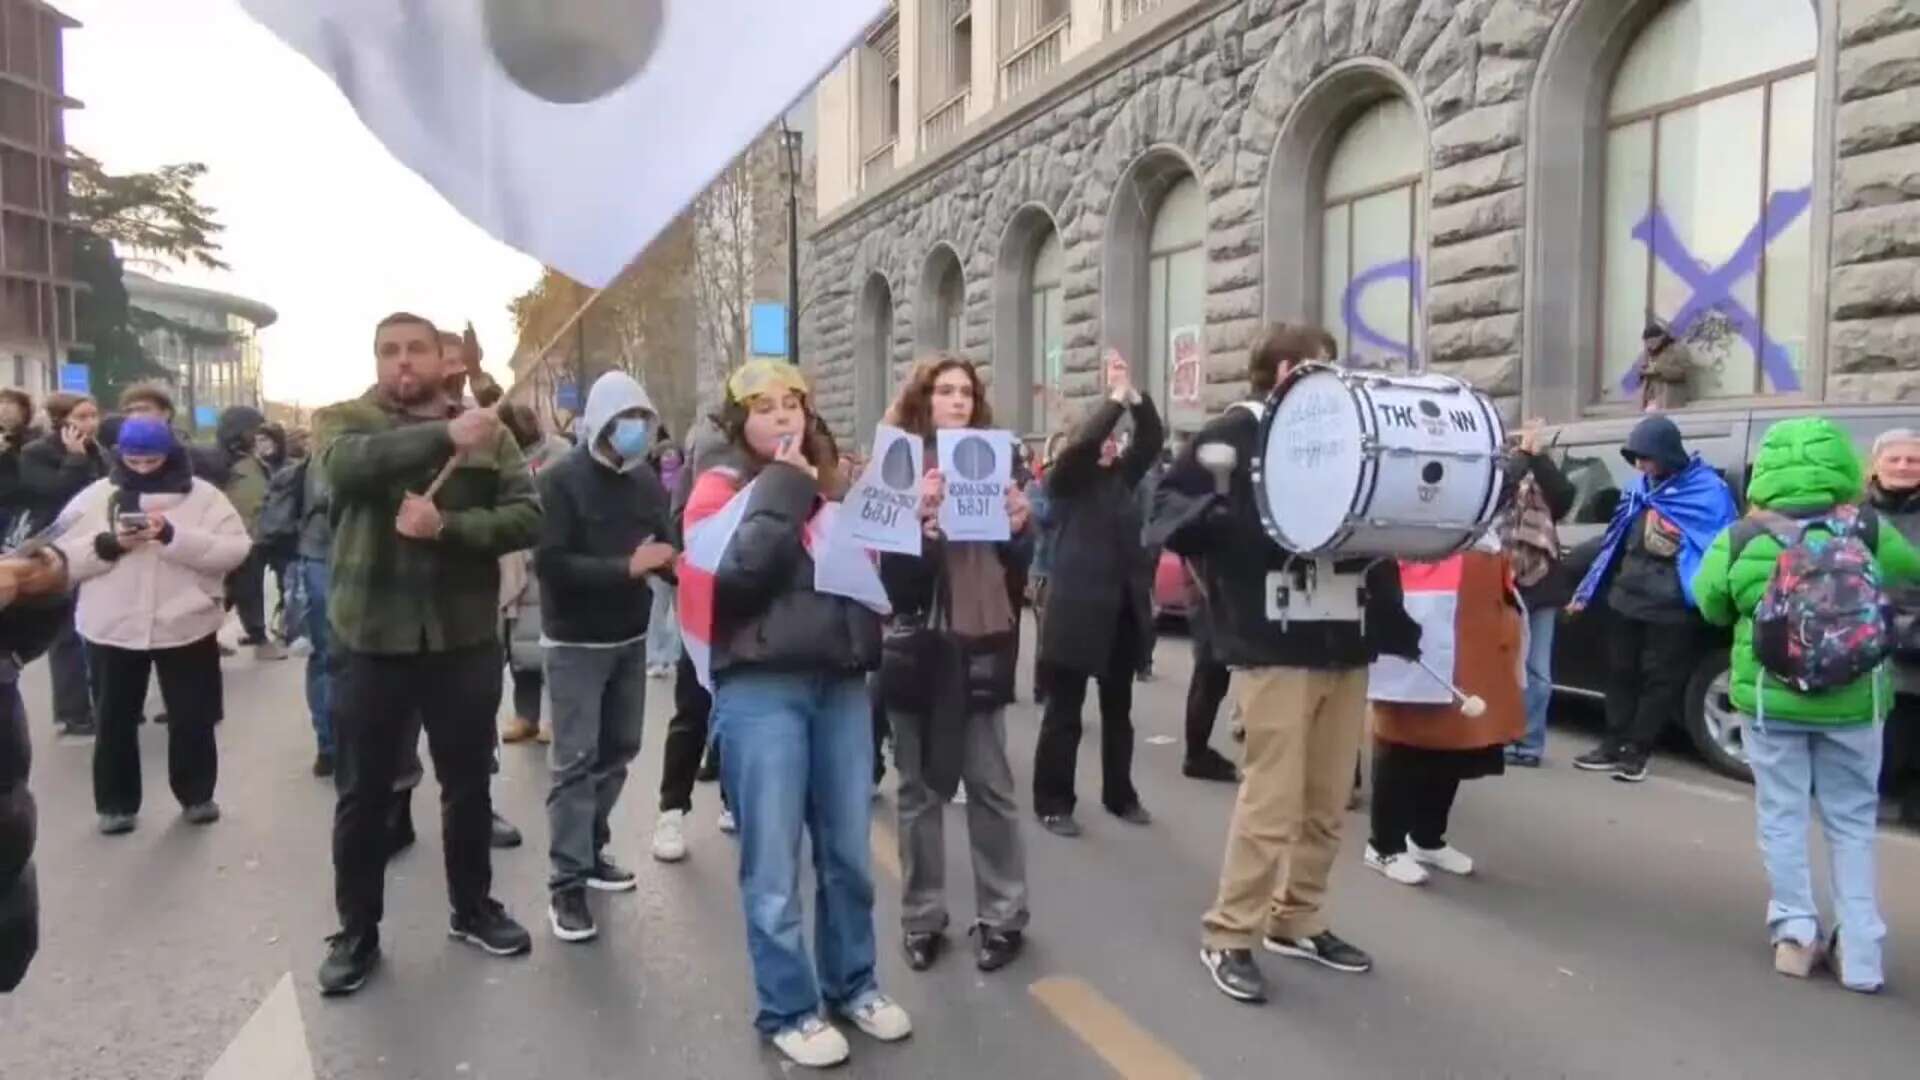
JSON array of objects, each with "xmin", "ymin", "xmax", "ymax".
[
  {"xmin": 1728, "ymin": 504, "xmax": 1892, "ymax": 693},
  {"xmin": 256, "ymin": 458, "xmax": 307, "ymax": 559}
]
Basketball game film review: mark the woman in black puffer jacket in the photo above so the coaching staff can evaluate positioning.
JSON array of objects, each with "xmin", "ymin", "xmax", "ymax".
[{"xmin": 1, "ymin": 549, "xmax": 73, "ymax": 992}]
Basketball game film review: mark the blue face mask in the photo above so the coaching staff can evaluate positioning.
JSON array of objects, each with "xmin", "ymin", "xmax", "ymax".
[{"xmin": 609, "ymin": 417, "xmax": 651, "ymax": 458}]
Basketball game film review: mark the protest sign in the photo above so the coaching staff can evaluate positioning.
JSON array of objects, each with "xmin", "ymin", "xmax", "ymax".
[
  {"xmin": 837, "ymin": 424, "xmax": 924, "ymax": 555},
  {"xmin": 936, "ymin": 428, "xmax": 1012, "ymax": 542}
]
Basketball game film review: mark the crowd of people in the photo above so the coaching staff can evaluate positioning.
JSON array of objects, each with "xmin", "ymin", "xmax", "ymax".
[{"xmin": 1, "ymin": 310, "xmax": 1917, "ymax": 1064}]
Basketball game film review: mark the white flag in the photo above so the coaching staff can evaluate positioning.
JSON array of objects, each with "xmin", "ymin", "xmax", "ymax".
[{"xmin": 241, "ymin": 0, "xmax": 885, "ymax": 287}]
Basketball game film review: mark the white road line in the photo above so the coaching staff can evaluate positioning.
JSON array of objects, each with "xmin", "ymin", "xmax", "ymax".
[{"xmin": 204, "ymin": 973, "xmax": 315, "ymax": 1080}]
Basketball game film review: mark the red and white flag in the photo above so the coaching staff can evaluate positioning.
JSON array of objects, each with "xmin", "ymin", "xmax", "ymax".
[
  {"xmin": 678, "ymin": 470, "xmax": 889, "ymax": 690},
  {"xmin": 240, "ymin": 0, "xmax": 886, "ymax": 287}
]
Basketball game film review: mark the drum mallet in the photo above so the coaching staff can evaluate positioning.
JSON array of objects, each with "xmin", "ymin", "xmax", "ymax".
[
  {"xmin": 1198, "ymin": 442, "xmax": 1237, "ymax": 494},
  {"xmin": 1412, "ymin": 656, "xmax": 1487, "ymax": 718}
]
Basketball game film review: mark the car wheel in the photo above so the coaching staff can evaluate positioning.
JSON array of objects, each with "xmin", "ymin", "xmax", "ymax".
[{"xmin": 1683, "ymin": 649, "xmax": 1752, "ymax": 781}]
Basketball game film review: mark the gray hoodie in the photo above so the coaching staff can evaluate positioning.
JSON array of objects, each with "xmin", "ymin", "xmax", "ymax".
[{"xmin": 583, "ymin": 371, "xmax": 657, "ymax": 474}]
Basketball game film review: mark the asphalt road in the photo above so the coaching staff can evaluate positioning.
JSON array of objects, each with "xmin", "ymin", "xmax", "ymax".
[{"xmin": 3, "ymin": 618, "xmax": 1918, "ymax": 1080}]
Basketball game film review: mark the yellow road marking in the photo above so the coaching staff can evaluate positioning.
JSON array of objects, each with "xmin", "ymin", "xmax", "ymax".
[{"xmin": 1029, "ymin": 975, "xmax": 1201, "ymax": 1080}]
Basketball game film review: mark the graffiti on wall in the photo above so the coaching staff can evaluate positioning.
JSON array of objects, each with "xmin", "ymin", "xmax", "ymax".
[
  {"xmin": 1341, "ymin": 258, "xmax": 1421, "ymax": 366},
  {"xmin": 1620, "ymin": 186, "xmax": 1812, "ymax": 396}
]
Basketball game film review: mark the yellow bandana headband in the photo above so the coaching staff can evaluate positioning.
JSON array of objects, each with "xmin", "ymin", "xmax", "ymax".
[{"xmin": 727, "ymin": 359, "xmax": 811, "ymax": 406}]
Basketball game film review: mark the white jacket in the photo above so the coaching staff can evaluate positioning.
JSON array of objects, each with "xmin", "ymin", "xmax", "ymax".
[{"xmin": 56, "ymin": 476, "xmax": 252, "ymax": 651}]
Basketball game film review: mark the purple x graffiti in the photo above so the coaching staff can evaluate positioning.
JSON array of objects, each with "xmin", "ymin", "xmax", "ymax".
[
  {"xmin": 1341, "ymin": 258, "xmax": 1421, "ymax": 362},
  {"xmin": 1621, "ymin": 186, "xmax": 1812, "ymax": 395}
]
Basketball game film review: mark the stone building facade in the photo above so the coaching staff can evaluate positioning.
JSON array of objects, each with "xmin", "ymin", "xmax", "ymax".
[{"xmin": 800, "ymin": 0, "xmax": 1920, "ymax": 445}]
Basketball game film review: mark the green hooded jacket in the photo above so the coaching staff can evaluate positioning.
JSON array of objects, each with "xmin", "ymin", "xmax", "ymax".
[{"xmin": 1692, "ymin": 417, "xmax": 1920, "ymax": 726}]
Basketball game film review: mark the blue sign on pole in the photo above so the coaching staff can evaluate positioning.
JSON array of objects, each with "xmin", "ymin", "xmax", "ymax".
[
  {"xmin": 555, "ymin": 381, "xmax": 581, "ymax": 412},
  {"xmin": 58, "ymin": 363, "xmax": 89, "ymax": 393},
  {"xmin": 751, "ymin": 302, "xmax": 789, "ymax": 357},
  {"xmin": 194, "ymin": 405, "xmax": 219, "ymax": 428}
]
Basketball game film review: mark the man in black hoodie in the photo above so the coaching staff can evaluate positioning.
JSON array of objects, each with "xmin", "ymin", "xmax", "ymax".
[
  {"xmin": 1152, "ymin": 323, "xmax": 1420, "ymax": 1006},
  {"xmin": 533, "ymin": 371, "xmax": 675, "ymax": 944}
]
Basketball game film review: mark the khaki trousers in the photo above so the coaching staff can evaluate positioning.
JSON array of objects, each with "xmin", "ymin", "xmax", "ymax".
[{"xmin": 1201, "ymin": 666, "xmax": 1368, "ymax": 949}]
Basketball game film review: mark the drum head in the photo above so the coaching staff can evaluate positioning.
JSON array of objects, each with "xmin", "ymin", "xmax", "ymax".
[{"xmin": 1253, "ymin": 366, "xmax": 1365, "ymax": 554}]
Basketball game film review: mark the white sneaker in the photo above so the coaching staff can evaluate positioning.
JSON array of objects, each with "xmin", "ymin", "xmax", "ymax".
[
  {"xmin": 1365, "ymin": 844, "xmax": 1429, "ymax": 886},
  {"xmin": 650, "ymin": 810, "xmax": 687, "ymax": 863},
  {"xmin": 771, "ymin": 1016, "xmax": 850, "ymax": 1068},
  {"xmin": 717, "ymin": 807, "xmax": 738, "ymax": 834},
  {"xmin": 839, "ymin": 992, "xmax": 912, "ymax": 1042},
  {"xmin": 1408, "ymin": 839, "xmax": 1474, "ymax": 876}
]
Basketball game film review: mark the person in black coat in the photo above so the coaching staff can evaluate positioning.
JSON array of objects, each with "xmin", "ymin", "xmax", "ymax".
[
  {"xmin": 18, "ymin": 392, "xmax": 108, "ymax": 736},
  {"xmin": 1030, "ymin": 353, "xmax": 1164, "ymax": 836},
  {"xmin": 0, "ymin": 387, "xmax": 41, "ymax": 547},
  {"xmin": 1, "ymin": 547, "xmax": 74, "ymax": 992}
]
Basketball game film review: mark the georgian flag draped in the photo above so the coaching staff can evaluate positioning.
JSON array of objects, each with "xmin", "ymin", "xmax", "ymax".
[
  {"xmin": 678, "ymin": 470, "xmax": 889, "ymax": 691},
  {"xmin": 240, "ymin": 0, "xmax": 885, "ymax": 287}
]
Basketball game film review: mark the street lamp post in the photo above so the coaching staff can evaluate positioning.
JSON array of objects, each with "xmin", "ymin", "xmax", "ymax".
[{"xmin": 781, "ymin": 121, "xmax": 803, "ymax": 365}]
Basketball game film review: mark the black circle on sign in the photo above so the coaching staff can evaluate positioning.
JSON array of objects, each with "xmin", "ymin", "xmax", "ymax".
[
  {"xmin": 879, "ymin": 438, "xmax": 916, "ymax": 489},
  {"xmin": 1417, "ymin": 399, "xmax": 1442, "ymax": 418},
  {"xmin": 1422, "ymin": 461, "xmax": 1445, "ymax": 484},
  {"xmin": 485, "ymin": 0, "xmax": 665, "ymax": 105},
  {"xmin": 952, "ymin": 435, "xmax": 996, "ymax": 481}
]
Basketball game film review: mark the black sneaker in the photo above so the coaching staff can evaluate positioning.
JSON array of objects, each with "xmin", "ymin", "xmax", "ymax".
[
  {"xmin": 1263, "ymin": 930, "xmax": 1372, "ymax": 973},
  {"xmin": 547, "ymin": 888, "xmax": 597, "ymax": 943},
  {"xmin": 450, "ymin": 899, "xmax": 533, "ymax": 956},
  {"xmin": 489, "ymin": 812, "xmax": 523, "ymax": 849},
  {"xmin": 59, "ymin": 716, "xmax": 96, "ymax": 738},
  {"xmin": 1037, "ymin": 813, "xmax": 1082, "ymax": 837},
  {"xmin": 1109, "ymin": 803, "xmax": 1153, "ymax": 826},
  {"xmin": 1573, "ymin": 745, "xmax": 1624, "ymax": 772},
  {"xmin": 181, "ymin": 801, "xmax": 221, "ymax": 825},
  {"xmin": 586, "ymin": 856, "xmax": 638, "ymax": 893},
  {"xmin": 312, "ymin": 753, "xmax": 335, "ymax": 778},
  {"xmin": 318, "ymin": 929, "xmax": 380, "ymax": 996},
  {"xmin": 904, "ymin": 931, "xmax": 944, "ymax": 971},
  {"xmin": 973, "ymin": 926, "xmax": 1024, "ymax": 972},
  {"xmin": 1612, "ymin": 753, "xmax": 1650, "ymax": 783},
  {"xmin": 1200, "ymin": 947, "xmax": 1268, "ymax": 1003},
  {"xmin": 1182, "ymin": 751, "xmax": 1240, "ymax": 783}
]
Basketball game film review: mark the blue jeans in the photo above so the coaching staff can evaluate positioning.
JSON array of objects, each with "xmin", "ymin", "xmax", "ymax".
[
  {"xmin": 646, "ymin": 578, "xmax": 680, "ymax": 668},
  {"xmin": 298, "ymin": 557, "xmax": 334, "ymax": 757},
  {"xmin": 713, "ymin": 669, "xmax": 879, "ymax": 1034},
  {"xmin": 1747, "ymin": 718, "xmax": 1886, "ymax": 988},
  {"xmin": 1515, "ymin": 606, "xmax": 1556, "ymax": 757}
]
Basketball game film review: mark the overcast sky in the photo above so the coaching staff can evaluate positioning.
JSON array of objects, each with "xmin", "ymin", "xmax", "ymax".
[{"xmin": 63, "ymin": 0, "xmax": 543, "ymax": 407}]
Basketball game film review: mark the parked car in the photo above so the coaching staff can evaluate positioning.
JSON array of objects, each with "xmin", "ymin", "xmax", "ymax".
[{"xmin": 1545, "ymin": 402, "xmax": 1920, "ymax": 779}]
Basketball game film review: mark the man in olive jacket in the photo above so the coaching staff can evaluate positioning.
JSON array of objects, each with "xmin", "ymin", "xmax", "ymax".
[{"xmin": 312, "ymin": 312, "xmax": 541, "ymax": 997}]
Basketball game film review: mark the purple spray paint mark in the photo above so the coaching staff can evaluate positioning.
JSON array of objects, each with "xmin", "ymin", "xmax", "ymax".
[
  {"xmin": 1341, "ymin": 258, "xmax": 1421, "ymax": 362},
  {"xmin": 1620, "ymin": 186, "xmax": 1811, "ymax": 395}
]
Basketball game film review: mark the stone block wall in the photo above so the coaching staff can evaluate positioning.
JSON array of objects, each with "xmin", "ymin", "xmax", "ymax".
[
  {"xmin": 1830, "ymin": 0, "xmax": 1920, "ymax": 401},
  {"xmin": 803, "ymin": 0, "xmax": 1872, "ymax": 437}
]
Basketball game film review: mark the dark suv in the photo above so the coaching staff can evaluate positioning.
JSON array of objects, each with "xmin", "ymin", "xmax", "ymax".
[{"xmin": 1545, "ymin": 403, "xmax": 1920, "ymax": 779}]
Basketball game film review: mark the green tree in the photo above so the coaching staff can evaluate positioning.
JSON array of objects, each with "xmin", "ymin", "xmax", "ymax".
[{"xmin": 69, "ymin": 152, "xmax": 229, "ymax": 404}]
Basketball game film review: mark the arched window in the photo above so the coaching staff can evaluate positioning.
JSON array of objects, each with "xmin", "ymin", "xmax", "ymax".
[
  {"xmin": 917, "ymin": 246, "xmax": 966, "ymax": 352},
  {"xmin": 1028, "ymin": 227, "xmax": 1064, "ymax": 435},
  {"xmin": 1146, "ymin": 175, "xmax": 1204, "ymax": 430},
  {"xmin": 856, "ymin": 273, "xmax": 894, "ymax": 436},
  {"xmin": 1320, "ymin": 96, "xmax": 1422, "ymax": 370},
  {"xmin": 1600, "ymin": 0, "xmax": 1816, "ymax": 403}
]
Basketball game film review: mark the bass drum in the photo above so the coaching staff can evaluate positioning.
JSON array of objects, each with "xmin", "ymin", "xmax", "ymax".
[{"xmin": 1251, "ymin": 365, "xmax": 1505, "ymax": 560}]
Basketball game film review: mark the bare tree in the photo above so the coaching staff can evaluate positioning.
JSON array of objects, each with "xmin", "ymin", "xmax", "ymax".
[{"xmin": 694, "ymin": 133, "xmax": 787, "ymax": 398}]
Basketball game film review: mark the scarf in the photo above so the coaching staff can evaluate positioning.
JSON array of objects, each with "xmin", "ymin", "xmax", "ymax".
[
  {"xmin": 944, "ymin": 542, "xmax": 1013, "ymax": 639},
  {"xmin": 1502, "ymin": 474, "xmax": 1560, "ymax": 588}
]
